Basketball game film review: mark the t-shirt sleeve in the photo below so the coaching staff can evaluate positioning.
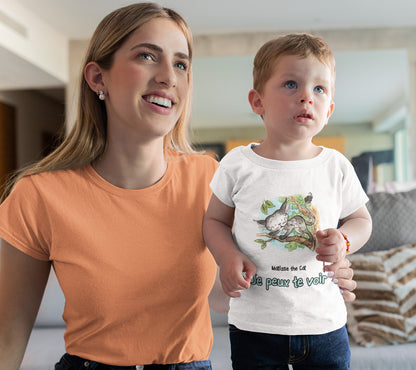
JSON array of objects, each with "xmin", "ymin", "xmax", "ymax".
[
  {"xmin": 209, "ymin": 151, "xmax": 238, "ymax": 208},
  {"xmin": 0, "ymin": 177, "xmax": 51, "ymax": 261},
  {"xmin": 339, "ymin": 154, "xmax": 369, "ymax": 219}
]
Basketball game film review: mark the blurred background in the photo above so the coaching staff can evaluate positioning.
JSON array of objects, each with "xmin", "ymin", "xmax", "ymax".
[{"xmin": 1, "ymin": 0, "xmax": 416, "ymax": 194}]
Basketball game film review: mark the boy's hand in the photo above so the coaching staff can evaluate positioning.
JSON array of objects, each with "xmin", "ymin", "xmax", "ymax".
[
  {"xmin": 219, "ymin": 251, "xmax": 256, "ymax": 298},
  {"xmin": 315, "ymin": 228, "xmax": 346, "ymax": 265}
]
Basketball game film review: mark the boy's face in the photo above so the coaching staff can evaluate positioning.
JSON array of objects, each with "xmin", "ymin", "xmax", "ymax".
[{"xmin": 249, "ymin": 54, "xmax": 334, "ymax": 145}]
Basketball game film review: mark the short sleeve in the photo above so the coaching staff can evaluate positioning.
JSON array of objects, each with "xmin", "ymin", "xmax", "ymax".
[
  {"xmin": 339, "ymin": 154, "xmax": 369, "ymax": 219},
  {"xmin": 209, "ymin": 150, "xmax": 241, "ymax": 208},
  {"xmin": 0, "ymin": 176, "xmax": 51, "ymax": 260}
]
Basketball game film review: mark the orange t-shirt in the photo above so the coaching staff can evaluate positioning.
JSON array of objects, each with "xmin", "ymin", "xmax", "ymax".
[{"xmin": 0, "ymin": 151, "xmax": 218, "ymax": 366}]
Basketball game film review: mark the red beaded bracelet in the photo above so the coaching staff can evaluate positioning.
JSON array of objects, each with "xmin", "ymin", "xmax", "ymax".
[{"xmin": 341, "ymin": 232, "xmax": 350, "ymax": 253}]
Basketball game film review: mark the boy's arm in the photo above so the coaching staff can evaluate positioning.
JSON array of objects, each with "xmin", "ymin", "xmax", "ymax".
[
  {"xmin": 316, "ymin": 205, "xmax": 372, "ymax": 263},
  {"xmin": 338, "ymin": 205, "xmax": 373, "ymax": 253},
  {"xmin": 203, "ymin": 194, "xmax": 256, "ymax": 298}
]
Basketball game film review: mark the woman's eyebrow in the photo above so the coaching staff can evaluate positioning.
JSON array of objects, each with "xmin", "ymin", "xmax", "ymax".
[{"xmin": 131, "ymin": 42, "xmax": 189, "ymax": 60}]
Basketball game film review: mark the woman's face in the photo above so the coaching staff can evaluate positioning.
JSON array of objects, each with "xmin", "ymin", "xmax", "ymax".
[{"xmin": 101, "ymin": 17, "xmax": 190, "ymax": 143}]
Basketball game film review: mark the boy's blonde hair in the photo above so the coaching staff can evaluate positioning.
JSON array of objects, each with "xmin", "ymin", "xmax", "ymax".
[
  {"xmin": 1, "ymin": 3, "xmax": 194, "ymax": 202},
  {"xmin": 253, "ymin": 33, "xmax": 336, "ymax": 95}
]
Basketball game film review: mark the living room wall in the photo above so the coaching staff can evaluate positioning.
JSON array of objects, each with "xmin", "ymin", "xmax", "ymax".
[
  {"xmin": 191, "ymin": 27, "xmax": 416, "ymax": 181},
  {"xmin": 65, "ymin": 27, "xmax": 415, "ymax": 186}
]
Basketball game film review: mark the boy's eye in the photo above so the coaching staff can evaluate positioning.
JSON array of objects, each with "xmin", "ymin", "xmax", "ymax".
[
  {"xmin": 314, "ymin": 86, "xmax": 324, "ymax": 94},
  {"xmin": 285, "ymin": 81, "xmax": 297, "ymax": 89}
]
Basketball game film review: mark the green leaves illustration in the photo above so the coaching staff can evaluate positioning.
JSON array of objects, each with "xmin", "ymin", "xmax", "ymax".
[{"xmin": 260, "ymin": 200, "xmax": 275, "ymax": 215}]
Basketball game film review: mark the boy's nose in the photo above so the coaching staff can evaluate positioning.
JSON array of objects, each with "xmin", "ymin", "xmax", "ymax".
[
  {"xmin": 299, "ymin": 88, "xmax": 313, "ymax": 105},
  {"xmin": 300, "ymin": 98, "xmax": 313, "ymax": 105}
]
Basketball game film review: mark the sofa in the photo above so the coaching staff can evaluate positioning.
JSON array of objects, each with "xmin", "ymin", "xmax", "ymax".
[{"xmin": 9, "ymin": 187, "xmax": 416, "ymax": 369}]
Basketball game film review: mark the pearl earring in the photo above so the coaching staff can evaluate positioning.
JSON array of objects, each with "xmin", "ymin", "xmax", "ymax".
[{"xmin": 97, "ymin": 90, "xmax": 105, "ymax": 101}]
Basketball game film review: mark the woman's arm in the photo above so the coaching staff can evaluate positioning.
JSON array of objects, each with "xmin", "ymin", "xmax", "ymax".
[{"xmin": 0, "ymin": 240, "xmax": 51, "ymax": 369}]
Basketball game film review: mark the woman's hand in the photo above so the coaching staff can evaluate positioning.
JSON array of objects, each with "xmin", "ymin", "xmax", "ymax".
[{"xmin": 324, "ymin": 257, "xmax": 356, "ymax": 302}]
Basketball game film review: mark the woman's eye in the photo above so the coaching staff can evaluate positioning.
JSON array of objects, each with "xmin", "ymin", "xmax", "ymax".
[
  {"xmin": 285, "ymin": 81, "xmax": 297, "ymax": 89},
  {"xmin": 175, "ymin": 61, "xmax": 188, "ymax": 71},
  {"xmin": 314, "ymin": 86, "xmax": 324, "ymax": 94},
  {"xmin": 139, "ymin": 53, "xmax": 153, "ymax": 61}
]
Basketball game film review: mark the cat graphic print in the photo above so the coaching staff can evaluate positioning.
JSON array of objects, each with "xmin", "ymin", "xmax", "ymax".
[{"xmin": 254, "ymin": 193, "xmax": 320, "ymax": 252}]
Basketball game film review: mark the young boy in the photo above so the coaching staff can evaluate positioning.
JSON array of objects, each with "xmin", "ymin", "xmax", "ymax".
[{"xmin": 203, "ymin": 33, "xmax": 372, "ymax": 369}]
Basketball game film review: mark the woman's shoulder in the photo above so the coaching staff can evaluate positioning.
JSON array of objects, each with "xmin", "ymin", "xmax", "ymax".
[{"xmin": 13, "ymin": 166, "xmax": 89, "ymax": 195}]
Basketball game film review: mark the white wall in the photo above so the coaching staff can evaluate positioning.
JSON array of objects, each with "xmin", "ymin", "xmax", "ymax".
[{"xmin": 0, "ymin": 1, "xmax": 68, "ymax": 89}]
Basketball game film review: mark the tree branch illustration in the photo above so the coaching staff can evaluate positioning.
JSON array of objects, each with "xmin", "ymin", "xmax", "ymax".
[
  {"xmin": 256, "ymin": 233, "xmax": 316, "ymax": 250},
  {"xmin": 290, "ymin": 196, "xmax": 311, "ymax": 219}
]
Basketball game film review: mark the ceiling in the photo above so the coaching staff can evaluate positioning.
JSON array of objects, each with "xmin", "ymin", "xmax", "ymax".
[
  {"xmin": 14, "ymin": 0, "xmax": 416, "ymax": 39},
  {"xmin": 4, "ymin": 0, "xmax": 416, "ymax": 129}
]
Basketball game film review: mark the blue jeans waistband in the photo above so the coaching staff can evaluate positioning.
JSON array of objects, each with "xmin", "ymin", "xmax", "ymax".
[{"xmin": 54, "ymin": 353, "xmax": 212, "ymax": 370}]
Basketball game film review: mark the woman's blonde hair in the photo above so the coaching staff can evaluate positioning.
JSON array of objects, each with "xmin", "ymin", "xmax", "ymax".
[{"xmin": 1, "ymin": 3, "xmax": 194, "ymax": 202}]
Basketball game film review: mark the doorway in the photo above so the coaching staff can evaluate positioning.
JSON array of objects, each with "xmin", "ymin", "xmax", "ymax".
[{"xmin": 0, "ymin": 101, "xmax": 16, "ymax": 197}]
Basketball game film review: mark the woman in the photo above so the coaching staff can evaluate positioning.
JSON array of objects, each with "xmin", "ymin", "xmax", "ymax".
[{"xmin": 0, "ymin": 3, "xmax": 356, "ymax": 369}]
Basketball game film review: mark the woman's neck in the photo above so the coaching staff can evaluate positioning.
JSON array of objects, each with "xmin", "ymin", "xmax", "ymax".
[{"xmin": 92, "ymin": 138, "xmax": 167, "ymax": 190}]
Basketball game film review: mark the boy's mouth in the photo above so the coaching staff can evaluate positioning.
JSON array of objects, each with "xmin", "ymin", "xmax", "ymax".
[
  {"xmin": 296, "ymin": 113, "xmax": 313, "ymax": 119},
  {"xmin": 144, "ymin": 95, "xmax": 173, "ymax": 108}
]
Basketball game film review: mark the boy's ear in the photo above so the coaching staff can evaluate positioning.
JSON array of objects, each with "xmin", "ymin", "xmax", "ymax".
[
  {"xmin": 325, "ymin": 102, "xmax": 335, "ymax": 123},
  {"xmin": 84, "ymin": 61, "xmax": 105, "ymax": 94},
  {"xmin": 248, "ymin": 89, "xmax": 264, "ymax": 116}
]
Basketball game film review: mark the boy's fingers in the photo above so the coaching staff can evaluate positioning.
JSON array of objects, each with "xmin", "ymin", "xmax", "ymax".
[
  {"xmin": 316, "ymin": 229, "xmax": 328, "ymax": 240},
  {"xmin": 244, "ymin": 261, "xmax": 257, "ymax": 281}
]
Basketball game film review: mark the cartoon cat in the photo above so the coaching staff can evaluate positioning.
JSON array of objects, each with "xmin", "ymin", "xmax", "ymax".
[{"xmin": 255, "ymin": 193, "xmax": 315, "ymax": 241}]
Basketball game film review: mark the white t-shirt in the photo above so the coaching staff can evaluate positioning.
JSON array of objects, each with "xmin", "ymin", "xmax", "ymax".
[{"xmin": 210, "ymin": 144, "xmax": 368, "ymax": 335}]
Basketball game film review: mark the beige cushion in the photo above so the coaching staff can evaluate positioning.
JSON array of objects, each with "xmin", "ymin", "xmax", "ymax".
[{"xmin": 347, "ymin": 244, "xmax": 416, "ymax": 347}]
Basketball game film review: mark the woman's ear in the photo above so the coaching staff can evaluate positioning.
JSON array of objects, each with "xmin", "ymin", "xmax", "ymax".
[
  {"xmin": 84, "ymin": 61, "xmax": 105, "ymax": 94},
  {"xmin": 248, "ymin": 89, "xmax": 264, "ymax": 116}
]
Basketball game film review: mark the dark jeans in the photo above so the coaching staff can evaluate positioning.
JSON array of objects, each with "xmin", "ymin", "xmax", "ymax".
[
  {"xmin": 229, "ymin": 324, "xmax": 350, "ymax": 370},
  {"xmin": 54, "ymin": 353, "xmax": 212, "ymax": 370}
]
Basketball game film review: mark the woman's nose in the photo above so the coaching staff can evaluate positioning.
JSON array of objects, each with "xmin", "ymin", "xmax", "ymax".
[{"xmin": 154, "ymin": 62, "xmax": 177, "ymax": 88}]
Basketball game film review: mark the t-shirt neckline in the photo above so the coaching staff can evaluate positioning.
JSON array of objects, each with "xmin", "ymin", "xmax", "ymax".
[
  {"xmin": 241, "ymin": 143, "xmax": 330, "ymax": 169},
  {"xmin": 84, "ymin": 162, "xmax": 172, "ymax": 198}
]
